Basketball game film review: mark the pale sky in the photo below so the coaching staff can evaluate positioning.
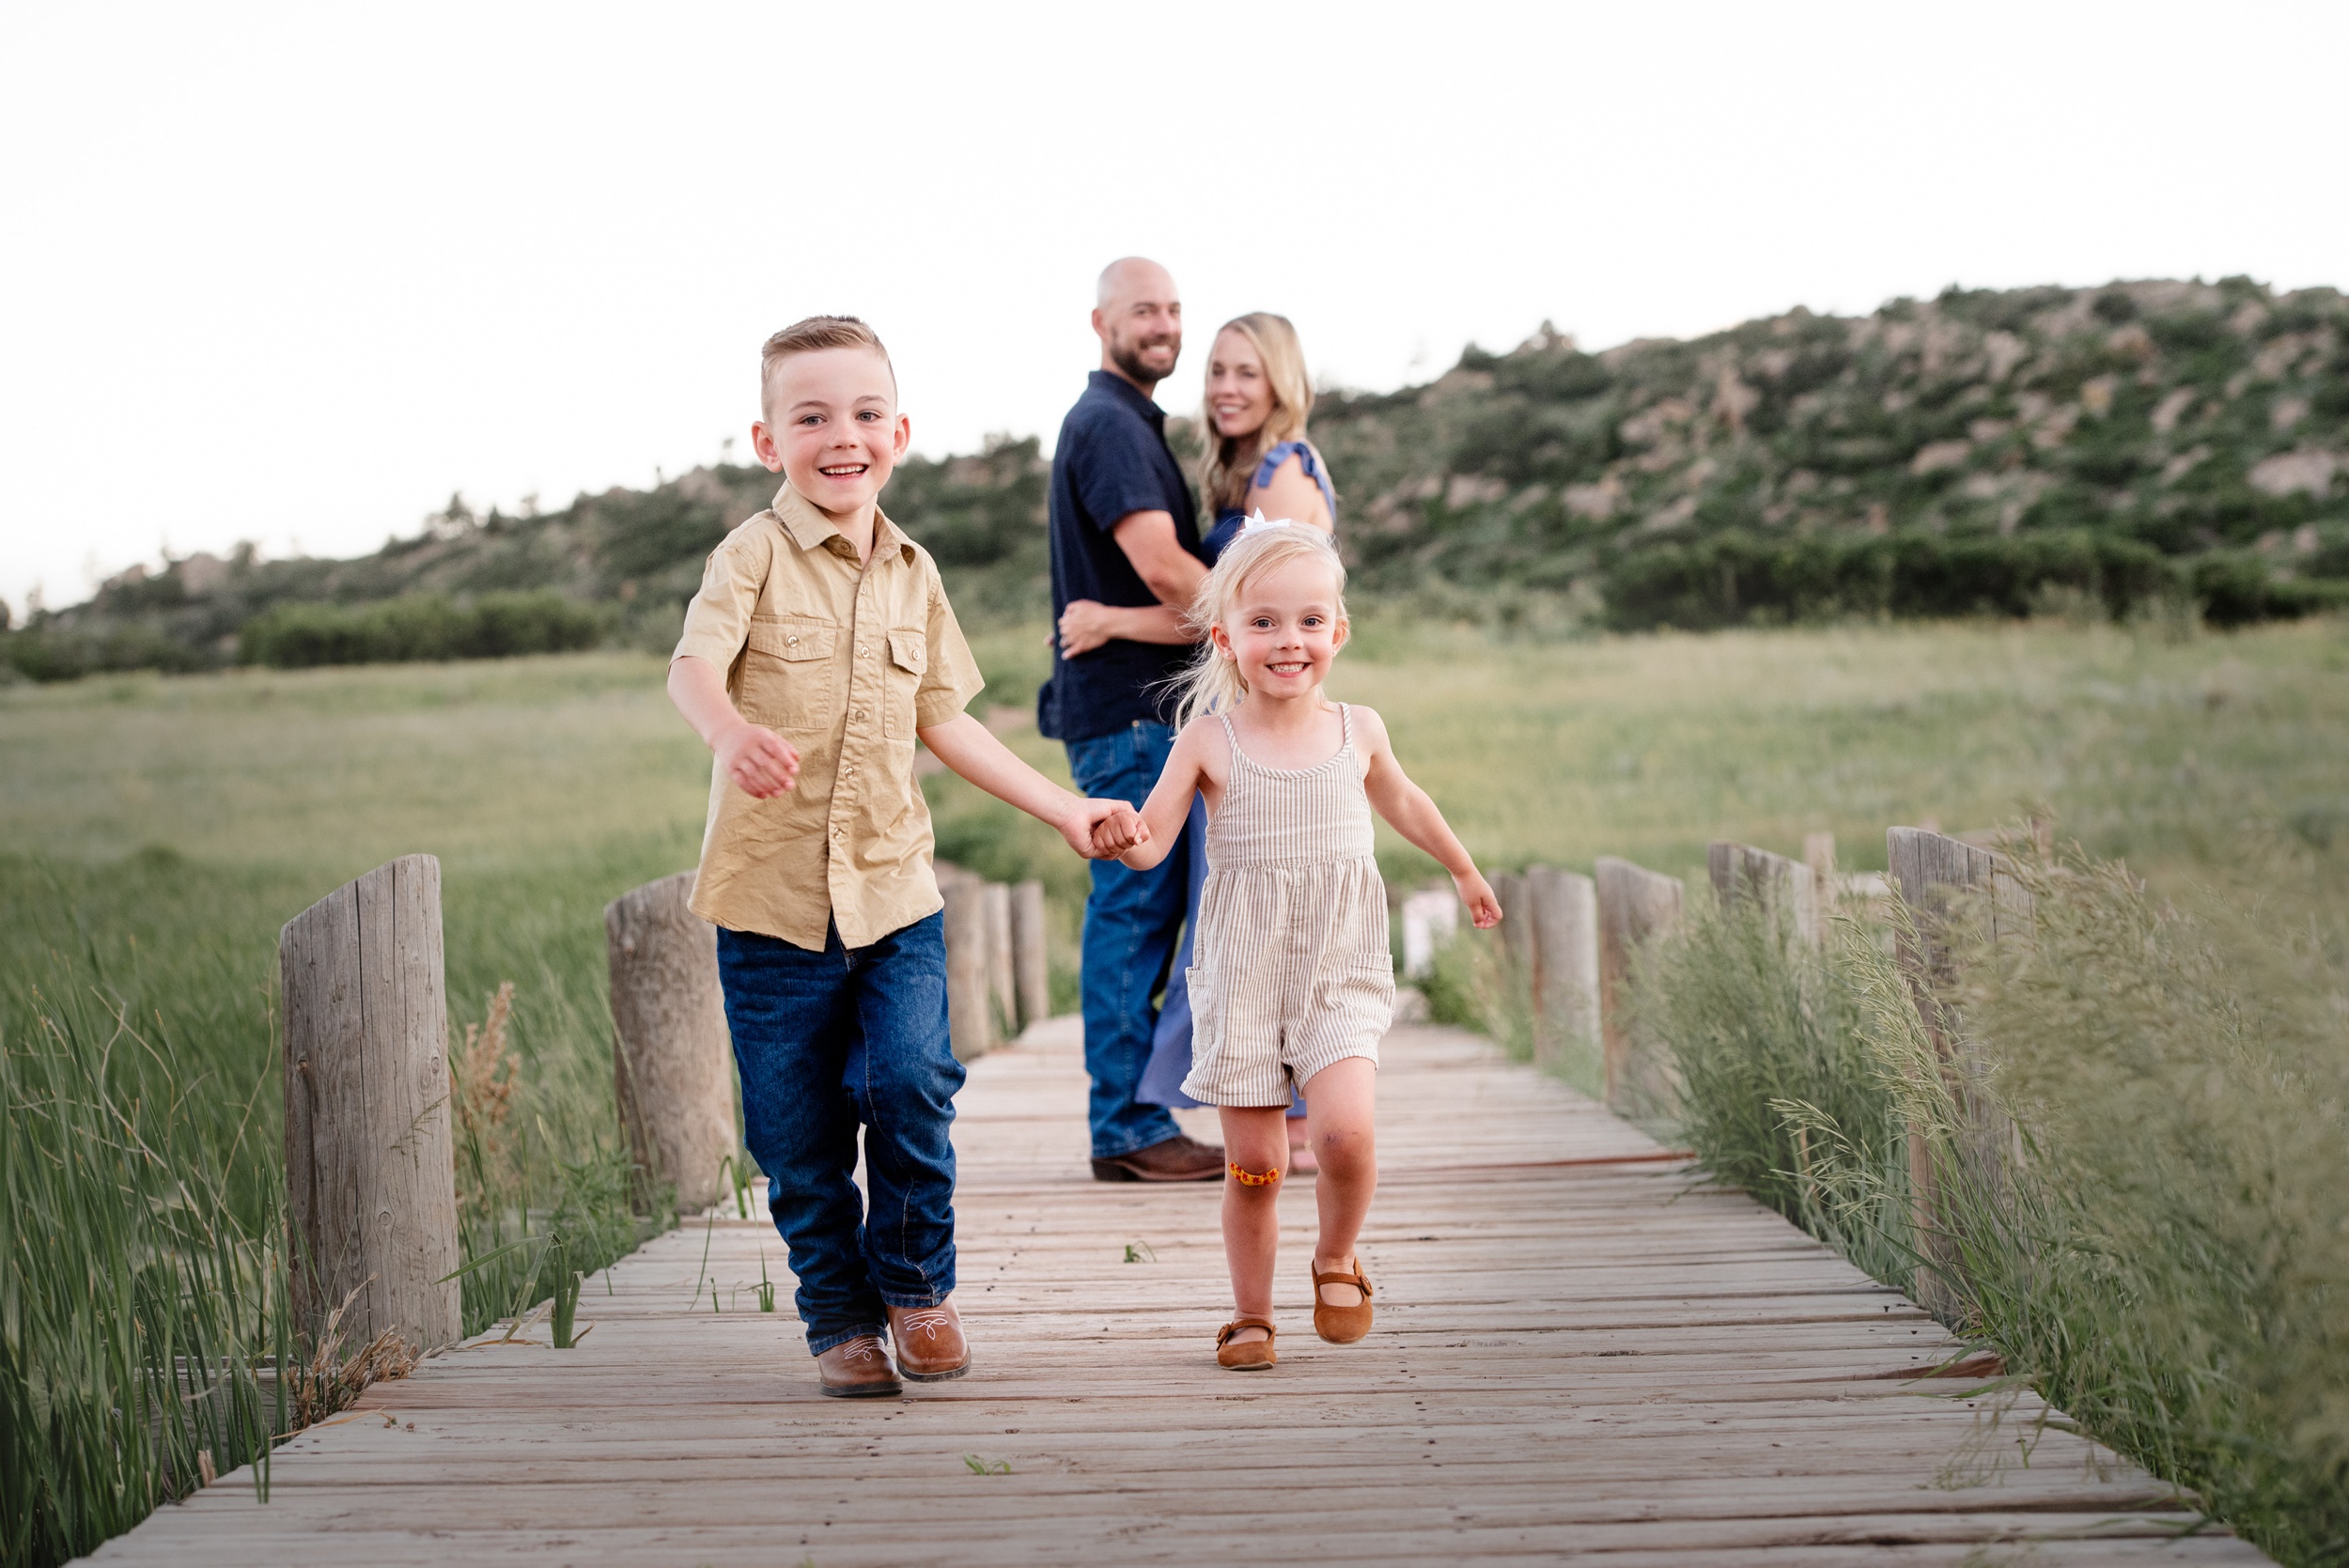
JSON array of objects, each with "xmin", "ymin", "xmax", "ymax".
[{"xmin": 4, "ymin": 1, "xmax": 2343, "ymax": 619}]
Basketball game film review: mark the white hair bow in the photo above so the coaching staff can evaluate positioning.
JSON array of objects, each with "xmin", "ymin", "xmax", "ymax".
[{"xmin": 1238, "ymin": 510, "xmax": 1296, "ymax": 537}]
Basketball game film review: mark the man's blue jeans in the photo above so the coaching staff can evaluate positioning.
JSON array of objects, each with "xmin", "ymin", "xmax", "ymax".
[
  {"xmin": 716, "ymin": 914, "xmax": 963, "ymax": 1356},
  {"xmin": 1066, "ymin": 720, "xmax": 1190, "ymax": 1160}
]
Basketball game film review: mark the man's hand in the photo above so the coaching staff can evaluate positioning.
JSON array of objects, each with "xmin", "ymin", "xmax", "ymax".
[
  {"xmin": 1057, "ymin": 598, "xmax": 1122, "ymax": 658},
  {"xmin": 715, "ymin": 720, "xmax": 800, "ymax": 800},
  {"xmin": 1456, "ymin": 869, "xmax": 1502, "ymax": 930},
  {"xmin": 1061, "ymin": 799, "xmax": 1145, "ymax": 860}
]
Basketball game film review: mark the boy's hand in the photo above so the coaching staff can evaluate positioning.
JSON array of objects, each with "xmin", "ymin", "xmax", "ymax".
[
  {"xmin": 716, "ymin": 720, "xmax": 800, "ymax": 800},
  {"xmin": 1456, "ymin": 870, "xmax": 1502, "ymax": 929},
  {"xmin": 1059, "ymin": 799, "xmax": 1143, "ymax": 860}
]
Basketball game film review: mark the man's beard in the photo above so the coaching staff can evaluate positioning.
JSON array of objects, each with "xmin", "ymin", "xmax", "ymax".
[{"xmin": 1111, "ymin": 334, "xmax": 1179, "ymax": 388}]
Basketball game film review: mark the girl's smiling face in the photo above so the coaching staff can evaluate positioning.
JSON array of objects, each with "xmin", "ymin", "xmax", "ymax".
[{"xmin": 1210, "ymin": 552, "xmax": 1348, "ymax": 701}]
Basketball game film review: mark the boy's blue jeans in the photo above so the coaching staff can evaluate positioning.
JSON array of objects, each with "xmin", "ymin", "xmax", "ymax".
[
  {"xmin": 716, "ymin": 914, "xmax": 963, "ymax": 1357},
  {"xmin": 1065, "ymin": 720, "xmax": 1190, "ymax": 1160}
]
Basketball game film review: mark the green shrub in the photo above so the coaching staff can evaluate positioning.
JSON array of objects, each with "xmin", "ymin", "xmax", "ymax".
[
  {"xmin": 1599, "ymin": 529, "xmax": 2202, "ymax": 630},
  {"xmin": 240, "ymin": 591, "xmax": 607, "ymax": 668},
  {"xmin": 1, "ymin": 623, "xmax": 212, "ymax": 683}
]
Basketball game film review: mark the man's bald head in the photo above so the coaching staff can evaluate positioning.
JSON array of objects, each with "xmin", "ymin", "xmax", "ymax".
[
  {"xmin": 1097, "ymin": 256, "xmax": 1175, "ymax": 310},
  {"xmin": 1092, "ymin": 257, "xmax": 1182, "ymax": 392}
]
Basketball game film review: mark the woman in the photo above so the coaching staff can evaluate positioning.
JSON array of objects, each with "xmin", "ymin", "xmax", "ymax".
[{"xmin": 1056, "ymin": 313, "xmax": 1339, "ymax": 1169}]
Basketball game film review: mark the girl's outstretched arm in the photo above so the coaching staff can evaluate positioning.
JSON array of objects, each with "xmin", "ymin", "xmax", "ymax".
[
  {"xmin": 1352, "ymin": 706, "xmax": 1501, "ymax": 928},
  {"xmin": 1109, "ymin": 722, "xmax": 1213, "ymax": 870}
]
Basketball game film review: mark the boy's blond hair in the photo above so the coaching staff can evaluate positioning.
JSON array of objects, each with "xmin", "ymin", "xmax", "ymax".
[
  {"xmin": 1171, "ymin": 520, "xmax": 1349, "ymax": 731},
  {"xmin": 759, "ymin": 315, "xmax": 894, "ymax": 413}
]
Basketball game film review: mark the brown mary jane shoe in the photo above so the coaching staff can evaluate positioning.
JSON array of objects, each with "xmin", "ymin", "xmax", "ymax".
[
  {"xmin": 1311, "ymin": 1258, "xmax": 1375, "ymax": 1344},
  {"xmin": 1216, "ymin": 1315, "xmax": 1279, "ymax": 1371}
]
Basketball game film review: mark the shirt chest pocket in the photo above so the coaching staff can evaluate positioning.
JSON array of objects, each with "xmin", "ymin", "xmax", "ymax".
[
  {"xmin": 882, "ymin": 629, "xmax": 926, "ymax": 738},
  {"xmin": 739, "ymin": 616, "xmax": 838, "ymax": 732}
]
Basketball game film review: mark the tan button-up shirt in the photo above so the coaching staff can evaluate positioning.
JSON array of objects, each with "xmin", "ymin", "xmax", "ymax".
[{"xmin": 674, "ymin": 483, "xmax": 986, "ymax": 951}]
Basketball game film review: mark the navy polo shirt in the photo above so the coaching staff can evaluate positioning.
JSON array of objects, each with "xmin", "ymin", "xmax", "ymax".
[{"xmin": 1038, "ymin": 370, "xmax": 1205, "ymax": 741}]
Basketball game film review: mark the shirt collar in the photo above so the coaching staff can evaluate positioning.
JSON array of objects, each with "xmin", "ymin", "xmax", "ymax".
[
  {"xmin": 772, "ymin": 482, "xmax": 916, "ymax": 565},
  {"xmin": 1087, "ymin": 369, "xmax": 1166, "ymax": 429}
]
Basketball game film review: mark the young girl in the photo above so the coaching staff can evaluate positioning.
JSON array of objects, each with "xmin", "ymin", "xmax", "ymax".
[{"xmin": 1102, "ymin": 520, "xmax": 1501, "ymax": 1369}]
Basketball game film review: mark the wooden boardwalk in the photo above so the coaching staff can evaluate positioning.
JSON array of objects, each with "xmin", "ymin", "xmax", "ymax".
[{"xmin": 91, "ymin": 1018, "xmax": 2266, "ymax": 1565}]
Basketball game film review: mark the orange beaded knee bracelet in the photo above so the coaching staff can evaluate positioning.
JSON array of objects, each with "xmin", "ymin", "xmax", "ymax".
[{"xmin": 1228, "ymin": 1161, "xmax": 1283, "ymax": 1187}]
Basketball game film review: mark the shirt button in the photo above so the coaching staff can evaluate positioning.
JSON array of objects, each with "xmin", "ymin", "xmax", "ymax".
[
  {"xmin": 832, "ymin": 827, "xmax": 845, "ymax": 839},
  {"xmin": 786, "ymin": 635, "xmax": 799, "ymax": 646},
  {"xmin": 854, "ymin": 708, "xmax": 865, "ymax": 722},
  {"xmin": 858, "ymin": 646, "xmax": 868, "ymax": 658}
]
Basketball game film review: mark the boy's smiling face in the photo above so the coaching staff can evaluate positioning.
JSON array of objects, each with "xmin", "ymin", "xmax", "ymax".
[{"xmin": 752, "ymin": 346, "xmax": 910, "ymax": 521}]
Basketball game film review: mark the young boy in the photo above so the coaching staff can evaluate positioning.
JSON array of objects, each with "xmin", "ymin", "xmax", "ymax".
[{"xmin": 668, "ymin": 316, "xmax": 1139, "ymax": 1398}]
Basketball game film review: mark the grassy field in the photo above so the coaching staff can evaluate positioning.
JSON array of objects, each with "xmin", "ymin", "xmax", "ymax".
[{"xmin": 5, "ymin": 613, "xmax": 2346, "ymax": 1564}]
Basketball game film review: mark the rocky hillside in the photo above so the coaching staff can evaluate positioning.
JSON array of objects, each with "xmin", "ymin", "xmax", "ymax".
[
  {"xmin": 9, "ymin": 277, "xmax": 2345, "ymax": 677},
  {"xmin": 1315, "ymin": 276, "xmax": 2348, "ymax": 625}
]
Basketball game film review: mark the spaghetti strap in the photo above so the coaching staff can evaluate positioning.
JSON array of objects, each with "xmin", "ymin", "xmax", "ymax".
[{"xmin": 1337, "ymin": 702, "xmax": 1352, "ymax": 751}]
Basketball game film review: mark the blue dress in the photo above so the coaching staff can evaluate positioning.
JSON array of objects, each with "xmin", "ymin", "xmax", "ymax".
[{"xmin": 1136, "ymin": 442, "xmax": 1340, "ymax": 1111}]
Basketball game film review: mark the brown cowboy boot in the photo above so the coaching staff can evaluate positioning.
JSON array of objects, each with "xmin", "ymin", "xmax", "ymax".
[
  {"xmin": 815, "ymin": 1334, "xmax": 901, "ymax": 1399},
  {"xmin": 886, "ymin": 1296, "xmax": 971, "ymax": 1381},
  {"xmin": 1090, "ymin": 1132, "xmax": 1226, "ymax": 1182}
]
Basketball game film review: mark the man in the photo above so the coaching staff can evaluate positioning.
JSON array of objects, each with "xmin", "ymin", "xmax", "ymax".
[{"xmin": 1040, "ymin": 257, "xmax": 1224, "ymax": 1183}]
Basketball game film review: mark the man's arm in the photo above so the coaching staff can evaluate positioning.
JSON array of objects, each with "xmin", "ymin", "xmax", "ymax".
[
  {"xmin": 918, "ymin": 713, "xmax": 1140, "ymax": 859},
  {"xmin": 669, "ymin": 654, "xmax": 799, "ymax": 798},
  {"xmin": 1111, "ymin": 509, "xmax": 1208, "ymax": 609}
]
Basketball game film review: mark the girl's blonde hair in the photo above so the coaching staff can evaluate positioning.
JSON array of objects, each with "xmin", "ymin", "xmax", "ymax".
[
  {"xmin": 1201, "ymin": 313, "xmax": 1319, "ymax": 515},
  {"xmin": 1171, "ymin": 521, "xmax": 1349, "ymax": 731}
]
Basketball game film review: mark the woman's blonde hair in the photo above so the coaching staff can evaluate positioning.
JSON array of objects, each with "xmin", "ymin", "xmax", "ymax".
[
  {"xmin": 1201, "ymin": 313, "xmax": 1319, "ymax": 515},
  {"xmin": 1170, "ymin": 521, "xmax": 1349, "ymax": 731}
]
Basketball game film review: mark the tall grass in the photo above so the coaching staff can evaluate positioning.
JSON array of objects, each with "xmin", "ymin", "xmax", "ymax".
[
  {"xmin": 1637, "ymin": 834, "xmax": 2349, "ymax": 1565},
  {"xmin": 2, "ymin": 907, "xmax": 288, "ymax": 1567},
  {"xmin": 1626, "ymin": 900, "xmax": 1916, "ymax": 1283},
  {"xmin": 0, "ymin": 850, "xmax": 672, "ymax": 1566}
]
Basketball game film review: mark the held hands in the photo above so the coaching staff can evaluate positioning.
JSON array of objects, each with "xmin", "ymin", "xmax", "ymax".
[
  {"xmin": 1456, "ymin": 869, "xmax": 1503, "ymax": 929},
  {"xmin": 1059, "ymin": 799, "xmax": 1147, "ymax": 861},
  {"xmin": 716, "ymin": 720, "xmax": 800, "ymax": 799}
]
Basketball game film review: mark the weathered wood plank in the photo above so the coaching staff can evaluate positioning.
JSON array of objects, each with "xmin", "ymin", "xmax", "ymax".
[
  {"xmin": 605, "ymin": 870, "xmax": 737, "ymax": 1214},
  {"xmin": 1524, "ymin": 864, "xmax": 1598, "ymax": 1073},
  {"xmin": 1594, "ymin": 854, "xmax": 1684, "ymax": 1112},
  {"xmin": 96, "ymin": 1014, "xmax": 2263, "ymax": 1566},
  {"xmin": 1009, "ymin": 878, "xmax": 1050, "ymax": 1030},
  {"xmin": 278, "ymin": 853, "xmax": 460, "ymax": 1356}
]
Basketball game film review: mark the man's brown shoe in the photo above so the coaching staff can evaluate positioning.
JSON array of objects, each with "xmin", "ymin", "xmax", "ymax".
[
  {"xmin": 815, "ymin": 1335, "xmax": 901, "ymax": 1399},
  {"xmin": 1091, "ymin": 1133, "xmax": 1226, "ymax": 1183},
  {"xmin": 887, "ymin": 1297, "xmax": 971, "ymax": 1382}
]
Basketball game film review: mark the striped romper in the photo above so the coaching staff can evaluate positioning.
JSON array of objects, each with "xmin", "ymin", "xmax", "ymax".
[{"xmin": 1180, "ymin": 704, "xmax": 1397, "ymax": 1107}]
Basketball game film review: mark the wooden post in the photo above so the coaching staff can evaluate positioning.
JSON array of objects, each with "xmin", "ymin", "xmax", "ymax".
[
  {"xmin": 606, "ymin": 871, "xmax": 738, "ymax": 1216},
  {"xmin": 982, "ymin": 882, "xmax": 1017, "ymax": 1039},
  {"xmin": 280, "ymin": 854, "xmax": 461, "ymax": 1356},
  {"xmin": 1887, "ymin": 826, "xmax": 2030, "ymax": 1321},
  {"xmin": 1491, "ymin": 870, "xmax": 1533, "ymax": 972},
  {"xmin": 1804, "ymin": 831, "xmax": 1837, "ymax": 910},
  {"xmin": 1399, "ymin": 888, "xmax": 1458, "ymax": 980},
  {"xmin": 1525, "ymin": 865, "xmax": 1598, "ymax": 1074},
  {"xmin": 1594, "ymin": 857, "xmax": 1684, "ymax": 1110},
  {"xmin": 1009, "ymin": 879, "xmax": 1050, "ymax": 1031},
  {"xmin": 940, "ymin": 876, "xmax": 995, "ymax": 1062},
  {"xmin": 1708, "ymin": 841, "xmax": 1820, "ymax": 948}
]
